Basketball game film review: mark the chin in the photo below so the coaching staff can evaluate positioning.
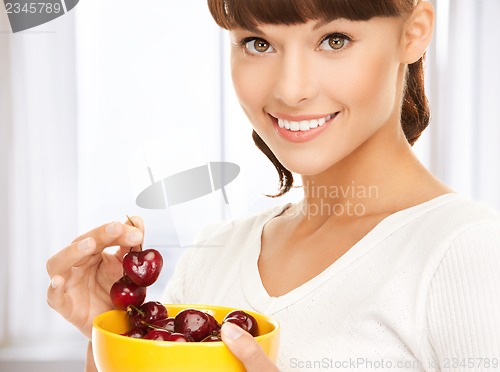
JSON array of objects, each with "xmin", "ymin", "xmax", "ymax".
[{"xmin": 278, "ymin": 155, "xmax": 333, "ymax": 177}]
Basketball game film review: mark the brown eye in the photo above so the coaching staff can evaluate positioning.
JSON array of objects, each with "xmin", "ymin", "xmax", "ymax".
[
  {"xmin": 254, "ymin": 39, "xmax": 270, "ymax": 53},
  {"xmin": 328, "ymin": 36, "xmax": 345, "ymax": 50},
  {"xmin": 243, "ymin": 37, "xmax": 274, "ymax": 54},
  {"xmin": 319, "ymin": 33, "xmax": 351, "ymax": 51}
]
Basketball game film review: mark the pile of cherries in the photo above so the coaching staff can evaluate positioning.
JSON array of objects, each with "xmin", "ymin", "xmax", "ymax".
[
  {"xmin": 109, "ymin": 228, "xmax": 258, "ymax": 342},
  {"xmin": 122, "ymin": 302, "xmax": 258, "ymax": 342}
]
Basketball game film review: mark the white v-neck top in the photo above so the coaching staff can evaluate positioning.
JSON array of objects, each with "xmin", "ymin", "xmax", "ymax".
[{"xmin": 163, "ymin": 193, "xmax": 500, "ymax": 371}]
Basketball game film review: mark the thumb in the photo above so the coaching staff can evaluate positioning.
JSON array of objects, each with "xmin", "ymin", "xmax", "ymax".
[{"xmin": 221, "ymin": 322, "xmax": 279, "ymax": 372}]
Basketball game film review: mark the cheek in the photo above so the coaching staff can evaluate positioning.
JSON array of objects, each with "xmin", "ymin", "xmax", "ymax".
[
  {"xmin": 231, "ymin": 59, "xmax": 272, "ymax": 119},
  {"xmin": 363, "ymin": 57, "xmax": 399, "ymax": 112},
  {"xmin": 326, "ymin": 52, "xmax": 399, "ymax": 120}
]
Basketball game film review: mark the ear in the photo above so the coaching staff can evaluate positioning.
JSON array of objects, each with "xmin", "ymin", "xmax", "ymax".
[{"xmin": 400, "ymin": 1, "xmax": 435, "ymax": 64}]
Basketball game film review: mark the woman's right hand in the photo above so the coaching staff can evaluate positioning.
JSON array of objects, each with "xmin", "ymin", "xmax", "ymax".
[{"xmin": 46, "ymin": 216, "xmax": 144, "ymax": 339}]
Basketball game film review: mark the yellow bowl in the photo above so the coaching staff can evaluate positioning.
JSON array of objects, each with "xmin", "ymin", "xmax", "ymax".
[{"xmin": 92, "ymin": 304, "xmax": 280, "ymax": 372}]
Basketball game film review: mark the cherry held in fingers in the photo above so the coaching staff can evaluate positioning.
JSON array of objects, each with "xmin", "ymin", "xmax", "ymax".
[
  {"xmin": 123, "ymin": 248, "xmax": 163, "ymax": 287},
  {"xmin": 109, "ymin": 275, "xmax": 147, "ymax": 310}
]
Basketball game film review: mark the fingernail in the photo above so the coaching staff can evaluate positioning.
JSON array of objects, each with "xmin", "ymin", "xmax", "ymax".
[
  {"xmin": 222, "ymin": 322, "xmax": 243, "ymax": 341},
  {"xmin": 127, "ymin": 231, "xmax": 143, "ymax": 245},
  {"xmin": 78, "ymin": 237, "xmax": 93, "ymax": 252},
  {"xmin": 51, "ymin": 276, "xmax": 59, "ymax": 289},
  {"xmin": 106, "ymin": 221, "xmax": 121, "ymax": 235}
]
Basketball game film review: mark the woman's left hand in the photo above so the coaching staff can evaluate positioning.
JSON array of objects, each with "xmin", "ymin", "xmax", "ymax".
[{"xmin": 221, "ymin": 322, "xmax": 280, "ymax": 372}]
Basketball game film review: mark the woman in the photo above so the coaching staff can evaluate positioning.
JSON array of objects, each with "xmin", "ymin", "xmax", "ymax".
[{"xmin": 47, "ymin": 1, "xmax": 500, "ymax": 370}]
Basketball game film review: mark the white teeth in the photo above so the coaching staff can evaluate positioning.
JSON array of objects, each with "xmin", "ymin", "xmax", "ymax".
[
  {"xmin": 300, "ymin": 120, "xmax": 313, "ymax": 130},
  {"xmin": 277, "ymin": 114, "xmax": 334, "ymax": 131}
]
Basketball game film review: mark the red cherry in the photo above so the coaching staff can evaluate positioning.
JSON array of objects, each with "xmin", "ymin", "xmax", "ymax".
[
  {"xmin": 223, "ymin": 310, "xmax": 259, "ymax": 336},
  {"xmin": 174, "ymin": 309, "xmax": 212, "ymax": 342},
  {"xmin": 121, "ymin": 326, "xmax": 148, "ymax": 339},
  {"xmin": 151, "ymin": 317, "xmax": 175, "ymax": 333},
  {"xmin": 143, "ymin": 329, "xmax": 172, "ymax": 341},
  {"xmin": 223, "ymin": 317, "xmax": 247, "ymax": 331},
  {"xmin": 109, "ymin": 275, "xmax": 146, "ymax": 310},
  {"xmin": 167, "ymin": 333, "xmax": 193, "ymax": 342},
  {"xmin": 201, "ymin": 334, "xmax": 222, "ymax": 342},
  {"xmin": 206, "ymin": 312, "xmax": 221, "ymax": 333},
  {"xmin": 127, "ymin": 301, "xmax": 168, "ymax": 328},
  {"xmin": 122, "ymin": 249, "xmax": 163, "ymax": 287},
  {"xmin": 143, "ymin": 329, "xmax": 191, "ymax": 342}
]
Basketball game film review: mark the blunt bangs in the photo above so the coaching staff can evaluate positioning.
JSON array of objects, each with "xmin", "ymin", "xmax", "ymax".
[{"xmin": 208, "ymin": 0, "xmax": 414, "ymax": 31}]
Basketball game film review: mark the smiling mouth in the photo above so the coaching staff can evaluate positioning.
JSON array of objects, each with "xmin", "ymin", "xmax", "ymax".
[{"xmin": 275, "ymin": 113, "xmax": 338, "ymax": 131}]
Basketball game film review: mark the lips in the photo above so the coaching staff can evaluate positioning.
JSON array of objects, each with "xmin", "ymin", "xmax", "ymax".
[
  {"xmin": 269, "ymin": 112, "xmax": 339, "ymax": 143},
  {"xmin": 277, "ymin": 114, "xmax": 333, "ymax": 132}
]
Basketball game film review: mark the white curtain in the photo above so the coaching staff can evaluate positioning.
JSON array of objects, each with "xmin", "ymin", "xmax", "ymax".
[
  {"xmin": 1, "ymin": 0, "xmax": 499, "ymax": 368},
  {"xmin": 0, "ymin": 6, "xmax": 85, "ymax": 363},
  {"xmin": 426, "ymin": 0, "xmax": 500, "ymax": 209}
]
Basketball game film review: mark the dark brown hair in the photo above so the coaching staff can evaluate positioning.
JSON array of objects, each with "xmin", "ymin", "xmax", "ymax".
[{"xmin": 208, "ymin": 0, "xmax": 430, "ymax": 196}]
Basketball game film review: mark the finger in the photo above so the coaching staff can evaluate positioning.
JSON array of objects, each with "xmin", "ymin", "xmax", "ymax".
[
  {"xmin": 46, "ymin": 275, "xmax": 66, "ymax": 311},
  {"xmin": 46, "ymin": 236, "xmax": 98, "ymax": 278},
  {"xmin": 122, "ymin": 214, "xmax": 145, "ymax": 248},
  {"xmin": 46, "ymin": 221, "xmax": 143, "ymax": 277},
  {"xmin": 117, "ymin": 215, "xmax": 145, "ymax": 257},
  {"xmin": 221, "ymin": 322, "xmax": 279, "ymax": 372},
  {"xmin": 125, "ymin": 215, "xmax": 144, "ymax": 233},
  {"xmin": 72, "ymin": 220, "xmax": 143, "ymax": 249}
]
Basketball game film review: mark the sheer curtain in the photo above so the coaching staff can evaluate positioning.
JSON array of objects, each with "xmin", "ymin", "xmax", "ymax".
[
  {"xmin": 426, "ymin": 0, "xmax": 500, "ymax": 209},
  {"xmin": 0, "ymin": 5, "xmax": 86, "ymax": 369}
]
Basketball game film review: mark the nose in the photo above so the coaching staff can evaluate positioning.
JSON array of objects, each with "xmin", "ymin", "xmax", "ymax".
[{"xmin": 272, "ymin": 51, "xmax": 318, "ymax": 107}]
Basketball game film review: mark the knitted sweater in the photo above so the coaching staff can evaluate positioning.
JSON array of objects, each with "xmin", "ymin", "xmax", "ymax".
[{"xmin": 163, "ymin": 194, "xmax": 500, "ymax": 371}]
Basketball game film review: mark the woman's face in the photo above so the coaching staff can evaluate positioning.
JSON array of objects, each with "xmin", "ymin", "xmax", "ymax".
[{"xmin": 230, "ymin": 17, "xmax": 407, "ymax": 176}]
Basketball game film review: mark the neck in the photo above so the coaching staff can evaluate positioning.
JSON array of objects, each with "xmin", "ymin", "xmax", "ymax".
[{"xmin": 295, "ymin": 122, "xmax": 447, "ymax": 224}]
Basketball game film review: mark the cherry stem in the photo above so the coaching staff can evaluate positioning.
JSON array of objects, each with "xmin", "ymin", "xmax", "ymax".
[
  {"xmin": 126, "ymin": 214, "xmax": 143, "ymax": 251},
  {"xmin": 142, "ymin": 322, "xmax": 166, "ymax": 330},
  {"xmin": 127, "ymin": 304, "xmax": 144, "ymax": 317}
]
